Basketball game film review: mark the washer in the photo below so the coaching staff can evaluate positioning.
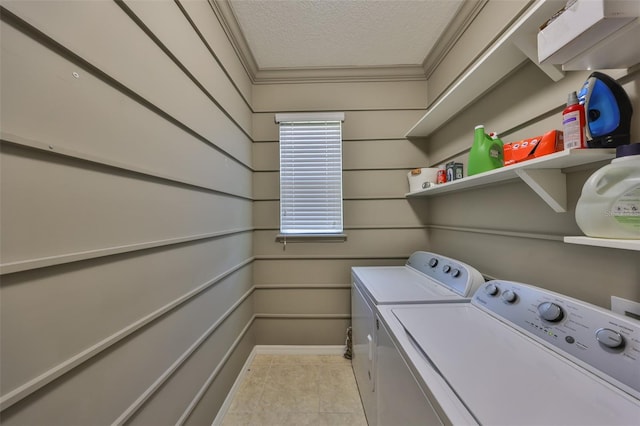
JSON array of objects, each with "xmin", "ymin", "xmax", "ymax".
[
  {"xmin": 351, "ymin": 251, "xmax": 484, "ymax": 425},
  {"xmin": 376, "ymin": 280, "xmax": 640, "ymax": 425}
]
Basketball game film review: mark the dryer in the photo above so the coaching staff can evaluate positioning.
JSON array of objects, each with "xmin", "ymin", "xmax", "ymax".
[
  {"xmin": 376, "ymin": 280, "xmax": 640, "ymax": 425},
  {"xmin": 351, "ymin": 251, "xmax": 484, "ymax": 425}
]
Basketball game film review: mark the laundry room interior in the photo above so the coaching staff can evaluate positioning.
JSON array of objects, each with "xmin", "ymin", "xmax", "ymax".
[{"xmin": 1, "ymin": 0, "xmax": 639, "ymax": 425}]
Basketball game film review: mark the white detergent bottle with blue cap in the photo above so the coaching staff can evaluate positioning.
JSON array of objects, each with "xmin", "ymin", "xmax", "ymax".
[{"xmin": 575, "ymin": 144, "xmax": 640, "ymax": 239}]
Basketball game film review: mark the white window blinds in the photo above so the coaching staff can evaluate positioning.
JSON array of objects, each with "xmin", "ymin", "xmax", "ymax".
[{"xmin": 277, "ymin": 112, "xmax": 344, "ymax": 235}]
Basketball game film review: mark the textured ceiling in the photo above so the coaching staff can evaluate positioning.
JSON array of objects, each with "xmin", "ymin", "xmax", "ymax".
[{"xmin": 217, "ymin": 0, "xmax": 475, "ymax": 82}]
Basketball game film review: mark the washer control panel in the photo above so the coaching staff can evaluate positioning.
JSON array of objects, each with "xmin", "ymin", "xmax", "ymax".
[
  {"xmin": 473, "ymin": 280, "xmax": 640, "ymax": 397},
  {"xmin": 405, "ymin": 251, "xmax": 484, "ymax": 297}
]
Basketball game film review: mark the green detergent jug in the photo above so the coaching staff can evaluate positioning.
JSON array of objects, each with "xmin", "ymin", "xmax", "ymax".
[{"xmin": 468, "ymin": 125, "xmax": 503, "ymax": 176}]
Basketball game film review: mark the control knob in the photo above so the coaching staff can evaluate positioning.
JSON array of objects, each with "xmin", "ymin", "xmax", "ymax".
[
  {"xmin": 538, "ymin": 302, "xmax": 564, "ymax": 322},
  {"xmin": 501, "ymin": 289, "xmax": 517, "ymax": 304},
  {"xmin": 429, "ymin": 258, "xmax": 438, "ymax": 268},
  {"xmin": 451, "ymin": 268, "xmax": 461, "ymax": 278},
  {"xmin": 596, "ymin": 328, "xmax": 625, "ymax": 349},
  {"xmin": 443, "ymin": 265, "xmax": 451, "ymax": 274},
  {"xmin": 484, "ymin": 283, "xmax": 499, "ymax": 296}
]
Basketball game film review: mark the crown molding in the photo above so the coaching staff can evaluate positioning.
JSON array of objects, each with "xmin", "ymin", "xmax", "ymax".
[
  {"xmin": 210, "ymin": 0, "xmax": 428, "ymax": 84},
  {"xmin": 208, "ymin": 0, "xmax": 258, "ymax": 81},
  {"xmin": 422, "ymin": 0, "xmax": 489, "ymax": 79}
]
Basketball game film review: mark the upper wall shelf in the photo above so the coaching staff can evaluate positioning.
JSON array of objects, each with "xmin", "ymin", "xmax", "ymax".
[
  {"xmin": 405, "ymin": 0, "xmax": 567, "ymax": 139},
  {"xmin": 405, "ymin": 149, "xmax": 615, "ymax": 213},
  {"xmin": 564, "ymin": 236, "xmax": 640, "ymax": 251}
]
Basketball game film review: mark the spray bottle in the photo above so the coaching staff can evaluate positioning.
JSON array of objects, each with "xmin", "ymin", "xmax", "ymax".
[{"xmin": 562, "ymin": 91, "xmax": 586, "ymax": 150}]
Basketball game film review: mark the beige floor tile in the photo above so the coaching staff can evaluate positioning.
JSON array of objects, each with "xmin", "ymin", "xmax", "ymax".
[{"xmin": 221, "ymin": 353, "xmax": 366, "ymax": 425}]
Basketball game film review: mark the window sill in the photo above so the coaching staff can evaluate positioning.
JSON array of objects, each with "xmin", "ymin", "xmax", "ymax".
[{"xmin": 275, "ymin": 233, "xmax": 348, "ymax": 243}]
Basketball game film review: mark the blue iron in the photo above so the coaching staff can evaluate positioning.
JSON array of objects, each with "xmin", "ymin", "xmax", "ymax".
[{"xmin": 577, "ymin": 72, "xmax": 633, "ymax": 148}]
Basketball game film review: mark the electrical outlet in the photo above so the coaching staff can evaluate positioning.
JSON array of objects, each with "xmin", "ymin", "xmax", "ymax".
[{"xmin": 611, "ymin": 296, "xmax": 640, "ymax": 321}]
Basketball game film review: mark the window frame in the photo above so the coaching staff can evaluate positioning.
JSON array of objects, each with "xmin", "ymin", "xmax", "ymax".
[{"xmin": 275, "ymin": 112, "xmax": 347, "ymax": 242}]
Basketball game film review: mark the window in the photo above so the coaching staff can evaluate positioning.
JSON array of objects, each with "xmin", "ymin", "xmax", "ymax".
[{"xmin": 276, "ymin": 112, "xmax": 345, "ymax": 238}]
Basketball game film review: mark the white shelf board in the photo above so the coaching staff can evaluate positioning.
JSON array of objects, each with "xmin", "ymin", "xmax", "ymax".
[
  {"xmin": 405, "ymin": 0, "xmax": 566, "ymax": 139},
  {"xmin": 405, "ymin": 149, "xmax": 615, "ymax": 212},
  {"xmin": 564, "ymin": 236, "xmax": 640, "ymax": 251}
]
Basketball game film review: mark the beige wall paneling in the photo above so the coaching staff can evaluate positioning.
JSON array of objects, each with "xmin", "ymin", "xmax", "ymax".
[
  {"xmin": 121, "ymin": 0, "xmax": 252, "ymax": 135},
  {"xmin": 0, "ymin": 266, "xmax": 254, "ymax": 426},
  {"xmin": 253, "ymin": 110, "xmax": 426, "ymax": 142},
  {"xmin": 252, "ymin": 80, "xmax": 428, "ymax": 112},
  {"xmin": 255, "ymin": 199, "xmax": 429, "ymax": 230},
  {"xmin": 423, "ymin": 37, "xmax": 640, "ymax": 307},
  {"xmin": 124, "ymin": 277, "xmax": 254, "ymax": 425},
  {"xmin": 254, "ymin": 169, "xmax": 414, "ymax": 200},
  {"xmin": 1, "ymin": 0, "xmax": 252, "ymax": 165},
  {"xmin": 0, "ymin": 1, "xmax": 255, "ymax": 423},
  {"xmin": 182, "ymin": 326, "xmax": 256, "ymax": 426},
  {"xmin": 254, "ymin": 229, "xmax": 429, "ymax": 258},
  {"xmin": 426, "ymin": 0, "xmax": 529, "ymax": 103},
  {"xmin": 254, "ymin": 138, "xmax": 430, "ymax": 172},
  {"xmin": 0, "ymin": 145, "xmax": 251, "ymax": 267},
  {"xmin": 0, "ymin": 234, "xmax": 251, "ymax": 397},
  {"xmin": 252, "ymin": 91, "xmax": 431, "ymax": 345},
  {"xmin": 253, "ymin": 318, "xmax": 352, "ymax": 346},
  {"xmin": 429, "ymin": 229, "xmax": 639, "ymax": 307},
  {"xmin": 0, "ymin": 22, "xmax": 251, "ymax": 199},
  {"xmin": 254, "ymin": 287, "xmax": 350, "ymax": 316},
  {"xmin": 177, "ymin": 0, "xmax": 253, "ymax": 108},
  {"xmin": 253, "ymin": 259, "xmax": 407, "ymax": 287}
]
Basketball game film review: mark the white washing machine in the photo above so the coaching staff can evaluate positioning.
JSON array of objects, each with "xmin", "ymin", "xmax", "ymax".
[
  {"xmin": 351, "ymin": 251, "xmax": 484, "ymax": 425},
  {"xmin": 376, "ymin": 280, "xmax": 640, "ymax": 425}
]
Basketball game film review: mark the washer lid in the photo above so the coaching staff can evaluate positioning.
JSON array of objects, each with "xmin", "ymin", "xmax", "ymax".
[
  {"xmin": 392, "ymin": 304, "xmax": 640, "ymax": 425},
  {"xmin": 353, "ymin": 266, "xmax": 462, "ymax": 304}
]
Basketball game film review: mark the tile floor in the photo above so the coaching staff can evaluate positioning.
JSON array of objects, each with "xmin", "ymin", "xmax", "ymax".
[{"xmin": 220, "ymin": 353, "xmax": 367, "ymax": 426}]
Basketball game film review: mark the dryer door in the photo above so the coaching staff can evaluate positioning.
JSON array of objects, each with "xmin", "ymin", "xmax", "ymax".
[{"xmin": 351, "ymin": 282, "xmax": 377, "ymax": 426}]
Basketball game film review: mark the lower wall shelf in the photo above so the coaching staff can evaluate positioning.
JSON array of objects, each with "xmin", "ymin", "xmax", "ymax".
[
  {"xmin": 564, "ymin": 236, "xmax": 640, "ymax": 251},
  {"xmin": 406, "ymin": 149, "xmax": 615, "ymax": 213}
]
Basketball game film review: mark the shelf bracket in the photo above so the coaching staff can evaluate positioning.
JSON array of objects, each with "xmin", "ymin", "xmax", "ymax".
[
  {"xmin": 512, "ymin": 33, "xmax": 565, "ymax": 82},
  {"xmin": 516, "ymin": 168, "xmax": 567, "ymax": 213}
]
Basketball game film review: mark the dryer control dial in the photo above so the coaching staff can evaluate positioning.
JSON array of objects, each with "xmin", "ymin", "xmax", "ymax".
[
  {"xmin": 501, "ymin": 289, "xmax": 517, "ymax": 304},
  {"xmin": 451, "ymin": 268, "xmax": 461, "ymax": 278},
  {"xmin": 595, "ymin": 328, "xmax": 625, "ymax": 349},
  {"xmin": 538, "ymin": 302, "xmax": 564, "ymax": 322},
  {"xmin": 484, "ymin": 283, "xmax": 499, "ymax": 296},
  {"xmin": 428, "ymin": 258, "xmax": 438, "ymax": 268},
  {"xmin": 442, "ymin": 265, "xmax": 451, "ymax": 274}
]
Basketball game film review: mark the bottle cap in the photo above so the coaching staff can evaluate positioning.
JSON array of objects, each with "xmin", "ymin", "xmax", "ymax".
[
  {"xmin": 616, "ymin": 143, "xmax": 640, "ymax": 158},
  {"xmin": 567, "ymin": 91, "xmax": 579, "ymax": 106},
  {"xmin": 475, "ymin": 125, "xmax": 484, "ymax": 130}
]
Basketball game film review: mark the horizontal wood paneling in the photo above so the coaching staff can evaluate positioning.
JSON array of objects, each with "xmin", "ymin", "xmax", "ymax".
[
  {"xmin": 253, "ymin": 110, "xmax": 425, "ymax": 142},
  {"xmin": 254, "ymin": 199, "xmax": 429, "ymax": 229},
  {"xmin": 177, "ymin": 0, "xmax": 252, "ymax": 108},
  {"xmin": 424, "ymin": 57, "xmax": 640, "ymax": 308},
  {"xmin": 254, "ymin": 169, "xmax": 414, "ymax": 200},
  {"xmin": 253, "ymin": 318, "xmax": 352, "ymax": 346},
  {"xmin": 0, "ymin": 236, "xmax": 251, "ymax": 396},
  {"xmin": 0, "ymin": 1, "xmax": 255, "ymax": 423},
  {"xmin": 0, "ymin": 145, "xmax": 251, "ymax": 265},
  {"xmin": 1, "ymin": 1, "xmax": 252, "ymax": 165},
  {"xmin": 121, "ymin": 0, "xmax": 252, "ymax": 133},
  {"xmin": 253, "ymin": 138, "xmax": 429, "ymax": 171},
  {"xmin": 253, "ymin": 259, "xmax": 406, "ymax": 286},
  {"xmin": 254, "ymin": 288, "xmax": 350, "ymax": 315},
  {"xmin": 123, "ymin": 286, "xmax": 254, "ymax": 426},
  {"xmin": 254, "ymin": 229, "xmax": 429, "ymax": 257},
  {"xmin": 0, "ymin": 16, "xmax": 251, "ymax": 198},
  {"xmin": 252, "ymin": 80, "xmax": 428, "ymax": 112},
  {"xmin": 427, "ymin": 0, "xmax": 528, "ymax": 103},
  {"xmin": 0, "ymin": 271, "xmax": 253, "ymax": 426}
]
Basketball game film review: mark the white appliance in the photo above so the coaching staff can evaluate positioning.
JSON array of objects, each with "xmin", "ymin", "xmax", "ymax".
[
  {"xmin": 351, "ymin": 251, "xmax": 484, "ymax": 425},
  {"xmin": 376, "ymin": 280, "xmax": 640, "ymax": 425}
]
